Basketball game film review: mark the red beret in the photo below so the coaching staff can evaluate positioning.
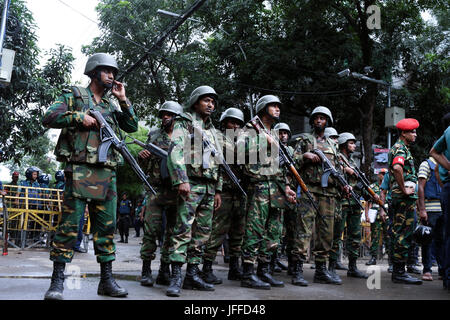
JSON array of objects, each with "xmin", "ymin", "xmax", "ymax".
[{"xmin": 396, "ymin": 118, "xmax": 419, "ymax": 131}]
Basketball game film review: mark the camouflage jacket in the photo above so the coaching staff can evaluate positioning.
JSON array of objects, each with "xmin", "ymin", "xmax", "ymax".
[
  {"xmin": 293, "ymin": 132, "xmax": 341, "ymax": 196},
  {"xmin": 340, "ymin": 152, "xmax": 364, "ymax": 206},
  {"xmin": 388, "ymin": 139, "xmax": 418, "ymax": 200},
  {"xmin": 167, "ymin": 111, "xmax": 222, "ymax": 192},
  {"xmin": 138, "ymin": 127, "xmax": 172, "ymax": 187},
  {"xmin": 42, "ymin": 86, "xmax": 139, "ymax": 169}
]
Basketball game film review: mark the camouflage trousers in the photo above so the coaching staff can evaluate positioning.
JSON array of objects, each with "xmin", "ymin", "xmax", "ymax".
[
  {"xmin": 369, "ymin": 213, "xmax": 389, "ymax": 257},
  {"xmin": 329, "ymin": 200, "xmax": 344, "ymax": 262},
  {"xmin": 289, "ymin": 193, "xmax": 335, "ymax": 263},
  {"xmin": 169, "ymin": 181, "xmax": 215, "ymax": 265},
  {"xmin": 241, "ymin": 182, "xmax": 284, "ymax": 265},
  {"xmin": 50, "ymin": 172, "xmax": 117, "ymax": 264},
  {"xmin": 203, "ymin": 191, "xmax": 246, "ymax": 262},
  {"xmin": 332, "ymin": 203, "xmax": 363, "ymax": 260},
  {"xmin": 140, "ymin": 187, "xmax": 177, "ymax": 264},
  {"xmin": 391, "ymin": 197, "xmax": 416, "ymax": 264}
]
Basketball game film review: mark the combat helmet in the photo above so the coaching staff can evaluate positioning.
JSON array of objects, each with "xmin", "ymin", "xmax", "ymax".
[
  {"xmin": 55, "ymin": 170, "xmax": 65, "ymax": 182},
  {"xmin": 25, "ymin": 166, "xmax": 40, "ymax": 180},
  {"xmin": 274, "ymin": 122, "xmax": 291, "ymax": 138},
  {"xmin": 219, "ymin": 107, "xmax": 245, "ymax": 124},
  {"xmin": 324, "ymin": 127, "xmax": 339, "ymax": 138},
  {"xmin": 255, "ymin": 95, "xmax": 282, "ymax": 115},
  {"xmin": 338, "ymin": 132, "xmax": 356, "ymax": 146},
  {"xmin": 84, "ymin": 53, "xmax": 119, "ymax": 77},
  {"xmin": 309, "ymin": 106, "xmax": 333, "ymax": 126},
  {"xmin": 187, "ymin": 86, "xmax": 218, "ymax": 109},
  {"xmin": 158, "ymin": 101, "xmax": 183, "ymax": 117},
  {"xmin": 38, "ymin": 174, "xmax": 51, "ymax": 185}
]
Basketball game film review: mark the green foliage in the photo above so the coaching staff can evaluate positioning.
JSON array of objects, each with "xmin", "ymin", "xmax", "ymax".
[{"xmin": 0, "ymin": 0, "xmax": 75, "ymax": 165}]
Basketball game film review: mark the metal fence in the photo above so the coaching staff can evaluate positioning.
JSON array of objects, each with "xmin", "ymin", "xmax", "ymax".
[{"xmin": 1, "ymin": 185, "xmax": 90, "ymax": 250}]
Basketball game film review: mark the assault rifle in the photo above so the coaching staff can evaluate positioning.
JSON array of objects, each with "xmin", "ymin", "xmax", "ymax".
[
  {"xmin": 131, "ymin": 138, "xmax": 169, "ymax": 180},
  {"xmin": 313, "ymin": 148, "xmax": 364, "ymax": 210},
  {"xmin": 2, "ymin": 194, "xmax": 8, "ymax": 256},
  {"xmin": 249, "ymin": 116, "xmax": 321, "ymax": 217},
  {"xmin": 89, "ymin": 109, "xmax": 157, "ymax": 195},
  {"xmin": 339, "ymin": 155, "xmax": 388, "ymax": 211},
  {"xmin": 191, "ymin": 125, "xmax": 247, "ymax": 198}
]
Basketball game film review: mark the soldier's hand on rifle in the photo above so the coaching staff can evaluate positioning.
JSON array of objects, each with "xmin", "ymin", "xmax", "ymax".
[
  {"xmin": 178, "ymin": 182, "xmax": 191, "ymax": 199},
  {"xmin": 344, "ymin": 166, "xmax": 355, "ymax": 176},
  {"xmin": 285, "ymin": 186, "xmax": 296, "ymax": 204},
  {"xmin": 342, "ymin": 185, "xmax": 352, "ymax": 198},
  {"xmin": 303, "ymin": 152, "xmax": 321, "ymax": 163},
  {"xmin": 139, "ymin": 149, "xmax": 151, "ymax": 159},
  {"xmin": 82, "ymin": 114, "xmax": 99, "ymax": 129},
  {"xmin": 214, "ymin": 193, "xmax": 222, "ymax": 211},
  {"xmin": 112, "ymin": 80, "xmax": 127, "ymax": 102}
]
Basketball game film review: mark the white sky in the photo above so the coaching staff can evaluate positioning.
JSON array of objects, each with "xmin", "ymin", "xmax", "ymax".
[{"xmin": 0, "ymin": 0, "xmax": 101, "ymax": 181}]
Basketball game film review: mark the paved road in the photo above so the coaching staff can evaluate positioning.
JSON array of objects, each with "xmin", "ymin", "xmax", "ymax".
[{"xmin": 0, "ymin": 234, "xmax": 448, "ymax": 301}]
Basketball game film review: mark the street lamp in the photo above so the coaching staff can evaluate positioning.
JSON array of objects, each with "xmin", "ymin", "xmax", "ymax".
[
  {"xmin": 157, "ymin": 8, "xmax": 253, "ymax": 117},
  {"xmin": 338, "ymin": 68, "xmax": 392, "ymax": 148}
]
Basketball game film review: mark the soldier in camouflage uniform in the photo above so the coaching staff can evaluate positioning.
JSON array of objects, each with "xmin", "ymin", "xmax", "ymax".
[
  {"xmin": 138, "ymin": 101, "xmax": 183, "ymax": 287},
  {"xmin": 291, "ymin": 106, "xmax": 347, "ymax": 285},
  {"xmin": 332, "ymin": 133, "xmax": 368, "ymax": 279},
  {"xmin": 238, "ymin": 95, "xmax": 296, "ymax": 290},
  {"xmin": 365, "ymin": 169, "xmax": 389, "ymax": 266},
  {"xmin": 388, "ymin": 118, "xmax": 422, "ymax": 284},
  {"xmin": 42, "ymin": 53, "xmax": 139, "ymax": 300},
  {"xmin": 166, "ymin": 86, "xmax": 223, "ymax": 297},
  {"xmin": 202, "ymin": 107, "xmax": 246, "ymax": 285}
]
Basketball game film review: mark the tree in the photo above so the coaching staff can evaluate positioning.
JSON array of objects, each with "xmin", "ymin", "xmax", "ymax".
[{"xmin": 0, "ymin": 0, "xmax": 74, "ymax": 164}]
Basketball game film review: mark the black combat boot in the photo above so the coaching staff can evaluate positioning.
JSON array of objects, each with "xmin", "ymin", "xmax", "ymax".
[
  {"xmin": 140, "ymin": 260, "xmax": 153, "ymax": 287},
  {"xmin": 44, "ymin": 262, "xmax": 66, "ymax": 300},
  {"xmin": 257, "ymin": 262, "xmax": 284, "ymax": 287},
  {"xmin": 124, "ymin": 236, "xmax": 128, "ymax": 243},
  {"xmin": 270, "ymin": 253, "xmax": 282, "ymax": 274},
  {"xmin": 314, "ymin": 261, "xmax": 341, "ymax": 285},
  {"xmin": 392, "ymin": 263, "xmax": 422, "ymax": 285},
  {"xmin": 97, "ymin": 261, "xmax": 128, "ymax": 297},
  {"xmin": 201, "ymin": 260, "xmax": 222, "ymax": 285},
  {"xmin": 366, "ymin": 256, "xmax": 377, "ymax": 265},
  {"xmin": 183, "ymin": 264, "xmax": 215, "ymax": 291},
  {"xmin": 347, "ymin": 258, "xmax": 368, "ymax": 279},
  {"xmin": 156, "ymin": 261, "xmax": 171, "ymax": 285},
  {"xmin": 166, "ymin": 262, "xmax": 183, "ymax": 297},
  {"xmin": 228, "ymin": 256, "xmax": 243, "ymax": 281},
  {"xmin": 119, "ymin": 235, "xmax": 124, "ymax": 243},
  {"xmin": 291, "ymin": 260, "xmax": 309, "ymax": 287},
  {"xmin": 328, "ymin": 260, "xmax": 343, "ymax": 285},
  {"xmin": 240, "ymin": 263, "xmax": 271, "ymax": 290}
]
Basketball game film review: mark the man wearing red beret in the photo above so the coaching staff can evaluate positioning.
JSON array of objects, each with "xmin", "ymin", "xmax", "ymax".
[{"xmin": 388, "ymin": 118, "xmax": 422, "ymax": 284}]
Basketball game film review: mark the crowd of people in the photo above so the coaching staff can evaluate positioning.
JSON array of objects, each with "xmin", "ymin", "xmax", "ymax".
[{"xmin": 2, "ymin": 52, "xmax": 448, "ymax": 300}]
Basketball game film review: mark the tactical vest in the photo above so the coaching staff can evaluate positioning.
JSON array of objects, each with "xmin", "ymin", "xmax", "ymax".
[
  {"xmin": 54, "ymin": 86, "xmax": 122, "ymax": 168},
  {"xmin": 424, "ymin": 159, "xmax": 442, "ymax": 199}
]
